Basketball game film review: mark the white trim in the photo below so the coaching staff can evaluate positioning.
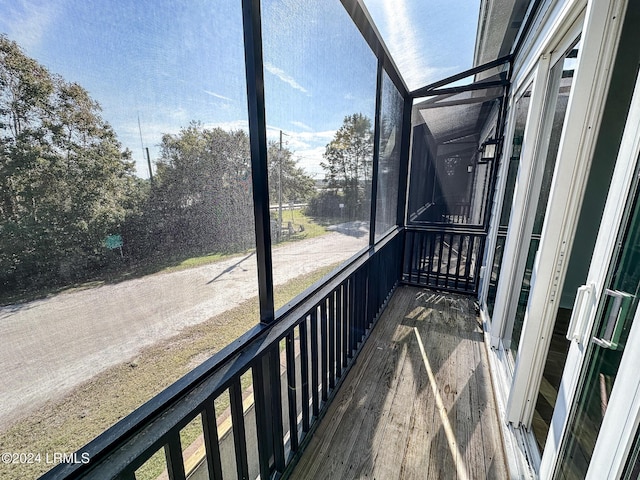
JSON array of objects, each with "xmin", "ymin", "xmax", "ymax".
[
  {"xmin": 483, "ymin": 324, "xmax": 537, "ymax": 479},
  {"xmin": 506, "ymin": 0, "xmax": 628, "ymax": 428},
  {"xmin": 490, "ymin": 65, "xmax": 547, "ymax": 350},
  {"xmin": 479, "ymin": 87, "xmax": 520, "ymax": 310},
  {"xmin": 512, "ymin": 0, "xmax": 586, "ymax": 93},
  {"xmin": 535, "ymin": 0, "xmax": 631, "ymax": 475},
  {"xmin": 501, "ymin": 54, "xmax": 553, "ymax": 351}
]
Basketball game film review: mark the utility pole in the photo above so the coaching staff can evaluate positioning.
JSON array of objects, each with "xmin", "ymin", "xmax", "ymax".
[
  {"xmin": 145, "ymin": 147, "xmax": 153, "ymax": 183},
  {"xmin": 278, "ymin": 130, "xmax": 288, "ymax": 242},
  {"xmin": 138, "ymin": 114, "xmax": 153, "ymax": 182}
]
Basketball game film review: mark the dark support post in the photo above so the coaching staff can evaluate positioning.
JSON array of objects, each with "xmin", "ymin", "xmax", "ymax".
[
  {"xmin": 369, "ymin": 59, "xmax": 384, "ymax": 246},
  {"xmin": 285, "ymin": 331, "xmax": 299, "ymax": 452},
  {"xmin": 320, "ymin": 300, "xmax": 328, "ymax": 402},
  {"xmin": 164, "ymin": 431, "xmax": 186, "ymax": 480},
  {"xmin": 253, "ymin": 348, "xmax": 285, "ymax": 478},
  {"xmin": 328, "ymin": 291, "xmax": 336, "ymax": 389},
  {"xmin": 396, "ymin": 93, "xmax": 413, "ymax": 286},
  {"xmin": 230, "ymin": 378, "xmax": 250, "ymax": 480},
  {"xmin": 396, "ymin": 95, "xmax": 412, "ymax": 228},
  {"xmin": 268, "ymin": 348, "xmax": 285, "ymax": 472},
  {"xmin": 300, "ymin": 319, "xmax": 310, "ymax": 432},
  {"xmin": 483, "ymin": 59, "xmax": 513, "ymax": 233},
  {"xmin": 341, "ymin": 283, "xmax": 348, "ymax": 368},
  {"xmin": 242, "ymin": 0, "xmax": 274, "ymax": 324},
  {"xmin": 202, "ymin": 402, "xmax": 224, "ymax": 480},
  {"xmin": 310, "ymin": 309, "xmax": 319, "ymax": 417}
]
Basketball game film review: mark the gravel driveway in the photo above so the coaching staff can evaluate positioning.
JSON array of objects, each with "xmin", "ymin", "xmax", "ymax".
[{"xmin": 0, "ymin": 228, "xmax": 368, "ymax": 430}]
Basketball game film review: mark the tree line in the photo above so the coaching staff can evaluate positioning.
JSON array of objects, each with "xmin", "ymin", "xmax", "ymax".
[{"xmin": 0, "ymin": 36, "xmax": 373, "ymax": 297}]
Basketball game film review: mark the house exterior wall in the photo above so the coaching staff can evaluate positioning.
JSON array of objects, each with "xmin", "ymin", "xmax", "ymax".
[{"xmin": 479, "ymin": 0, "xmax": 640, "ymax": 476}]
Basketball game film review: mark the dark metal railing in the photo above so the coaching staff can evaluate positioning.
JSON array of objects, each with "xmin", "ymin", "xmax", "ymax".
[
  {"xmin": 409, "ymin": 202, "xmax": 472, "ymax": 225},
  {"xmin": 402, "ymin": 226, "xmax": 485, "ymax": 294},
  {"xmin": 41, "ymin": 229, "xmax": 404, "ymax": 480}
]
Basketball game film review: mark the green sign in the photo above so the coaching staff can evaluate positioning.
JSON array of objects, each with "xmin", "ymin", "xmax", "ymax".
[{"xmin": 104, "ymin": 234, "xmax": 123, "ymax": 249}]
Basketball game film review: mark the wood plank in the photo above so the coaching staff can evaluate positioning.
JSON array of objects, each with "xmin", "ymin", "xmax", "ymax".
[
  {"xmin": 289, "ymin": 286, "xmax": 508, "ymax": 480},
  {"xmin": 366, "ymin": 325, "xmax": 418, "ymax": 479},
  {"xmin": 292, "ymin": 288, "xmax": 411, "ymax": 479},
  {"xmin": 325, "ymin": 288, "xmax": 415, "ymax": 479},
  {"xmin": 425, "ymin": 294, "xmax": 464, "ymax": 480}
]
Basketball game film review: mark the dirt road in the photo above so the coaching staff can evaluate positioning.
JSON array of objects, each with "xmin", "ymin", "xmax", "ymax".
[{"xmin": 0, "ymin": 229, "xmax": 368, "ymax": 430}]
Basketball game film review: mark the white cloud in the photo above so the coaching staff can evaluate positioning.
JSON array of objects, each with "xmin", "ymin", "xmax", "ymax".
[
  {"xmin": 203, "ymin": 90, "xmax": 233, "ymax": 102},
  {"xmin": 1, "ymin": 0, "xmax": 60, "ymax": 51},
  {"xmin": 290, "ymin": 120, "xmax": 312, "ymax": 131},
  {"xmin": 118, "ymin": 115, "xmax": 334, "ymax": 179},
  {"xmin": 367, "ymin": 0, "xmax": 459, "ymax": 90},
  {"xmin": 265, "ymin": 127, "xmax": 335, "ymax": 177},
  {"xmin": 264, "ymin": 62, "xmax": 309, "ymax": 94}
]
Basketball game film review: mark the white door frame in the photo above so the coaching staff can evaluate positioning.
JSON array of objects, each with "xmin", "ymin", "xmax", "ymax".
[
  {"xmin": 479, "ymin": 75, "xmax": 533, "ymax": 323},
  {"xmin": 505, "ymin": 0, "xmax": 628, "ymax": 426},
  {"xmin": 487, "ymin": 0, "xmax": 586, "ymax": 353},
  {"xmin": 536, "ymin": 6, "xmax": 637, "ymax": 476}
]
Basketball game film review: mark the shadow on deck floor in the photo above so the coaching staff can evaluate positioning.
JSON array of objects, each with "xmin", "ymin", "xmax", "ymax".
[{"xmin": 291, "ymin": 285, "xmax": 508, "ymax": 479}]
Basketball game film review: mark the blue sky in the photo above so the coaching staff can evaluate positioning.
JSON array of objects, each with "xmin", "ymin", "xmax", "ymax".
[{"xmin": 0, "ymin": 0, "xmax": 479, "ymax": 179}]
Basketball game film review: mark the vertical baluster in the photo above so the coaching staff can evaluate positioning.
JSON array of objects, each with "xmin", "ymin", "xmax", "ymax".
[
  {"xmin": 118, "ymin": 470, "xmax": 137, "ymax": 480},
  {"xmin": 427, "ymin": 232, "xmax": 436, "ymax": 286},
  {"xmin": 405, "ymin": 230, "xmax": 414, "ymax": 282},
  {"xmin": 285, "ymin": 331, "xmax": 298, "ymax": 454},
  {"xmin": 268, "ymin": 348, "xmax": 285, "ymax": 473},
  {"xmin": 445, "ymin": 232, "xmax": 454, "ymax": 289},
  {"xmin": 299, "ymin": 318, "xmax": 310, "ymax": 433},
  {"xmin": 473, "ymin": 236, "xmax": 484, "ymax": 293},
  {"xmin": 335, "ymin": 285, "xmax": 343, "ymax": 379},
  {"xmin": 328, "ymin": 291, "xmax": 336, "ymax": 389},
  {"xmin": 342, "ymin": 282, "xmax": 349, "ymax": 367},
  {"xmin": 454, "ymin": 234, "xmax": 463, "ymax": 291},
  {"xmin": 354, "ymin": 270, "xmax": 363, "ymax": 346},
  {"xmin": 202, "ymin": 402, "xmax": 224, "ymax": 480},
  {"xmin": 164, "ymin": 431, "xmax": 186, "ymax": 480},
  {"xmin": 436, "ymin": 231, "xmax": 445, "ymax": 287},
  {"xmin": 230, "ymin": 378, "xmax": 249, "ymax": 480},
  {"xmin": 366, "ymin": 266, "xmax": 372, "ymax": 326},
  {"xmin": 320, "ymin": 299, "xmax": 328, "ymax": 403},
  {"xmin": 417, "ymin": 232, "xmax": 425, "ymax": 284},
  {"xmin": 310, "ymin": 309, "xmax": 319, "ymax": 418},
  {"xmin": 348, "ymin": 276, "xmax": 356, "ymax": 357},
  {"xmin": 464, "ymin": 235, "xmax": 475, "ymax": 292}
]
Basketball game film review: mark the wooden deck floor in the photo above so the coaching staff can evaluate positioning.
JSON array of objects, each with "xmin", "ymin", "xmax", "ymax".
[{"xmin": 290, "ymin": 286, "xmax": 508, "ymax": 480}]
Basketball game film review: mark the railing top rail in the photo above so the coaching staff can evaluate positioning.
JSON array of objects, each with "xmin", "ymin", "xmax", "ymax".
[{"xmin": 405, "ymin": 224, "xmax": 488, "ymax": 235}]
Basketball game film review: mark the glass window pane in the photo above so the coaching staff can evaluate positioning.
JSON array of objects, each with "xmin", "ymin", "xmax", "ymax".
[
  {"xmin": 0, "ymin": 2, "xmax": 257, "ymax": 477},
  {"xmin": 509, "ymin": 41, "xmax": 581, "ymax": 357},
  {"xmin": 261, "ymin": 0, "xmax": 377, "ymax": 311},
  {"xmin": 375, "ymin": 71, "xmax": 404, "ymax": 241},
  {"xmin": 557, "ymin": 152, "xmax": 640, "ymax": 478},
  {"xmin": 622, "ymin": 423, "xmax": 640, "ymax": 479},
  {"xmin": 485, "ymin": 82, "xmax": 532, "ymax": 317}
]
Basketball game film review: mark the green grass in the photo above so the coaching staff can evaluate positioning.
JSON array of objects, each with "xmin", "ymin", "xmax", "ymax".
[
  {"xmin": 0, "ymin": 262, "xmax": 340, "ymax": 480},
  {"xmin": 272, "ymin": 207, "xmax": 328, "ymax": 243}
]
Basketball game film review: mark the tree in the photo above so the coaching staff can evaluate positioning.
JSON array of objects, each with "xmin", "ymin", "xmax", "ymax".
[
  {"xmin": 267, "ymin": 141, "xmax": 315, "ymax": 206},
  {"xmin": 319, "ymin": 113, "xmax": 373, "ymax": 219},
  {"xmin": 0, "ymin": 36, "xmax": 138, "ymax": 290},
  {"xmin": 141, "ymin": 123, "xmax": 255, "ymax": 255}
]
